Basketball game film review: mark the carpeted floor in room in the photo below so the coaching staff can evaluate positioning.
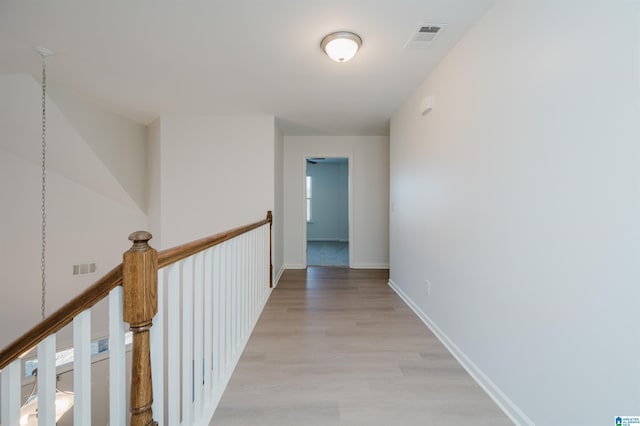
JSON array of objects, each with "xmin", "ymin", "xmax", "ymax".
[{"xmin": 307, "ymin": 241, "xmax": 349, "ymax": 266}]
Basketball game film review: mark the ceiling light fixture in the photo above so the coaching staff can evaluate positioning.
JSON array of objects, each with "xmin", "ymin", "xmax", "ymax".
[
  {"xmin": 20, "ymin": 390, "xmax": 75, "ymax": 425},
  {"xmin": 320, "ymin": 31, "xmax": 362, "ymax": 63}
]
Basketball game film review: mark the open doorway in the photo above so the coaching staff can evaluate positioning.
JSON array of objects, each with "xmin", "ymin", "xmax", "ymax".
[{"xmin": 305, "ymin": 157, "xmax": 350, "ymax": 266}]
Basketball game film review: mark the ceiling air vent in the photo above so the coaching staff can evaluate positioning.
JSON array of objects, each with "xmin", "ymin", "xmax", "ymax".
[{"xmin": 405, "ymin": 23, "xmax": 447, "ymax": 48}]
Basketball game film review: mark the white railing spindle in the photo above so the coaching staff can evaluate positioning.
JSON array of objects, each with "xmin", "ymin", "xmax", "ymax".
[
  {"xmin": 108, "ymin": 286, "xmax": 126, "ymax": 426},
  {"xmin": 182, "ymin": 256, "xmax": 194, "ymax": 425},
  {"xmin": 1, "ymin": 359, "xmax": 21, "ymax": 426},
  {"xmin": 73, "ymin": 310, "xmax": 92, "ymax": 424},
  {"xmin": 244, "ymin": 234, "xmax": 250, "ymax": 337},
  {"xmin": 37, "ymin": 334, "xmax": 56, "ymax": 426},
  {"xmin": 194, "ymin": 252, "xmax": 204, "ymax": 420},
  {"xmin": 151, "ymin": 268, "xmax": 165, "ymax": 426},
  {"xmin": 230, "ymin": 238, "xmax": 237, "ymax": 357},
  {"xmin": 225, "ymin": 241, "xmax": 231, "ymax": 371},
  {"xmin": 203, "ymin": 247, "xmax": 214, "ymax": 404},
  {"xmin": 214, "ymin": 244, "xmax": 223, "ymax": 386},
  {"xmin": 167, "ymin": 263, "xmax": 181, "ymax": 425},
  {"xmin": 253, "ymin": 230, "xmax": 258, "ymax": 317}
]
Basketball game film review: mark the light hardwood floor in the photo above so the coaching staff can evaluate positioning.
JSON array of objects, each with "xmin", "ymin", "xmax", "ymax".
[{"xmin": 211, "ymin": 267, "xmax": 512, "ymax": 425}]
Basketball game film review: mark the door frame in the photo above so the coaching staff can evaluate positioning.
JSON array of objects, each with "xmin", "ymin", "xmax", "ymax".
[{"xmin": 302, "ymin": 154, "xmax": 354, "ymax": 268}]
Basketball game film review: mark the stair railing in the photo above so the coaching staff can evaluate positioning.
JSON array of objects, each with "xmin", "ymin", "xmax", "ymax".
[{"xmin": 0, "ymin": 211, "xmax": 273, "ymax": 425}]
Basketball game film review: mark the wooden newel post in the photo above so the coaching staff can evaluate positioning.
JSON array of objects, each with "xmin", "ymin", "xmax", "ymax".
[
  {"xmin": 267, "ymin": 210, "xmax": 273, "ymax": 288},
  {"xmin": 122, "ymin": 231, "xmax": 158, "ymax": 426}
]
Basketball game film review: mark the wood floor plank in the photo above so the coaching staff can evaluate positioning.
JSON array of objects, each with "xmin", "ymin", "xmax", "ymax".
[{"xmin": 211, "ymin": 267, "xmax": 512, "ymax": 425}]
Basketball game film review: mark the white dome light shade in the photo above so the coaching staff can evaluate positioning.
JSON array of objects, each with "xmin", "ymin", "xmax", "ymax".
[
  {"xmin": 321, "ymin": 32, "xmax": 362, "ymax": 63},
  {"xmin": 20, "ymin": 391, "xmax": 74, "ymax": 425}
]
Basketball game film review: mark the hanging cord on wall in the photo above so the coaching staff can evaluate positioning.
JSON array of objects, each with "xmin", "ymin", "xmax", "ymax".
[{"xmin": 37, "ymin": 47, "xmax": 52, "ymax": 321}]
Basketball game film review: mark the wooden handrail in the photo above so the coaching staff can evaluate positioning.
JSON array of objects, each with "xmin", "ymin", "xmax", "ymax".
[
  {"xmin": 0, "ymin": 265, "xmax": 123, "ymax": 371},
  {"xmin": 158, "ymin": 214, "xmax": 272, "ymax": 268},
  {"xmin": 0, "ymin": 211, "xmax": 274, "ymax": 373}
]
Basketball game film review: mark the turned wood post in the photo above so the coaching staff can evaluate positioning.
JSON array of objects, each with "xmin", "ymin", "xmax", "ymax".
[
  {"xmin": 267, "ymin": 210, "xmax": 273, "ymax": 288},
  {"xmin": 122, "ymin": 231, "xmax": 158, "ymax": 426}
]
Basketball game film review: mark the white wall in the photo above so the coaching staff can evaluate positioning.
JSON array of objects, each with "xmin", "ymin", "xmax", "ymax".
[
  {"xmin": 389, "ymin": 1, "xmax": 640, "ymax": 425},
  {"xmin": 0, "ymin": 75, "xmax": 147, "ymax": 348},
  {"xmin": 274, "ymin": 124, "xmax": 285, "ymax": 283},
  {"xmin": 147, "ymin": 119, "xmax": 163, "ymax": 248},
  {"xmin": 150, "ymin": 115, "xmax": 275, "ymax": 249},
  {"xmin": 306, "ymin": 160, "xmax": 349, "ymax": 241},
  {"xmin": 47, "ymin": 84, "xmax": 148, "ymax": 211},
  {"xmin": 284, "ymin": 136, "xmax": 389, "ymax": 269}
]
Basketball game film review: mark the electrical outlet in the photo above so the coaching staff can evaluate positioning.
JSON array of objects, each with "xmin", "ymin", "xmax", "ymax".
[{"xmin": 425, "ymin": 279, "xmax": 431, "ymax": 295}]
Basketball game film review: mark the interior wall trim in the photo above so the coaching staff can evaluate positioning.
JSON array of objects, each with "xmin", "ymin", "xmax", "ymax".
[
  {"xmin": 387, "ymin": 279, "xmax": 535, "ymax": 426},
  {"xmin": 273, "ymin": 266, "xmax": 285, "ymax": 288},
  {"xmin": 350, "ymin": 263, "xmax": 390, "ymax": 269},
  {"xmin": 283, "ymin": 264, "xmax": 306, "ymax": 270}
]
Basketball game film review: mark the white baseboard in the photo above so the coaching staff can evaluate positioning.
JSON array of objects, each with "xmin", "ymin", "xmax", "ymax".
[
  {"xmin": 387, "ymin": 279, "xmax": 534, "ymax": 426},
  {"xmin": 350, "ymin": 263, "xmax": 389, "ymax": 269},
  {"xmin": 273, "ymin": 266, "xmax": 285, "ymax": 287},
  {"xmin": 283, "ymin": 264, "xmax": 306, "ymax": 269},
  {"xmin": 282, "ymin": 264, "xmax": 390, "ymax": 270}
]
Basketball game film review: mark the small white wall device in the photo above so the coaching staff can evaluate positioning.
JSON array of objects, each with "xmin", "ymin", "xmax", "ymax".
[{"xmin": 420, "ymin": 94, "xmax": 435, "ymax": 116}]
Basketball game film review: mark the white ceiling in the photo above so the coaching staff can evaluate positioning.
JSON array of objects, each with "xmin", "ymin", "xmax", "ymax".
[{"xmin": 0, "ymin": 0, "xmax": 493, "ymax": 135}]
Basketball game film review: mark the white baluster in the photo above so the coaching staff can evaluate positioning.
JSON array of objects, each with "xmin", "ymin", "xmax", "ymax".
[
  {"xmin": 151, "ymin": 268, "xmax": 165, "ymax": 426},
  {"xmin": 240, "ymin": 234, "xmax": 246, "ymax": 339},
  {"xmin": 246, "ymin": 233, "xmax": 251, "ymax": 335},
  {"xmin": 204, "ymin": 247, "xmax": 214, "ymax": 402},
  {"xmin": 263, "ymin": 226, "xmax": 267, "ymax": 294},
  {"xmin": 73, "ymin": 310, "xmax": 91, "ymax": 424},
  {"xmin": 182, "ymin": 257, "xmax": 194, "ymax": 425},
  {"xmin": 261, "ymin": 227, "xmax": 264, "ymax": 295},
  {"xmin": 214, "ymin": 243, "xmax": 223, "ymax": 386},
  {"xmin": 266, "ymin": 224, "xmax": 270, "ymax": 293},
  {"xmin": 262, "ymin": 227, "xmax": 266, "ymax": 295},
  {"xmin": 236, "ymin": 237, "xmax": 240, "ymax": 352},
  {"xmin": 247, "ymin": 231, "xmax": 252, "ymax": 324},
  {"xmin": 250, "ymin": 232, "xmax": 254, "ymax": 329},
  {"xmin": 225, "ymin": 241, "xmax": 232, "ymax": 370},
  {"xmin": 260, "ymin": 226, "xmax": 265, "ymax": 299},
  {"xmin": 1, "ymin": 359, "xmax": 21, "ymax": 426},
  {"xmin": 229, "ymin": 238, "xmax": 236, "ymax": 357},
  {"xmin": 253, "ymin": 229, "xmax": 263, "ymax": 315},
  {"xmin": 248, "ymin": 233, "xmax": 253, "ymax": 334},
  {"xmin": 262, "ymin": 225, "xmax": 266, "ymax": 296},
  {"xmin": 109, "ymin": 286, "xmax": 126, "ymax": 426},
  {"xmin": 254, "ymin": 230, "xmax": 258, "ymax": 316},
  {"xmin": 253, "ymin": 229, "xmax": 258, "ymax": 317},
  {"xmin": 194, "ymin": 252, "xmax": 204, "ymax": 420},
  {"xmin": 238, "ymin": 235, "xmax": 243, "ymax": 341},
  {"xmin": 167, "ymin": 263, "xmax": 180, "ymax": 425},
  {"xmin": 37, "ymin": 334, "xmax": 56, "ymax": 426},
  {"xmin": 233, "ymin": 238, "xmax": 242, "ymax": 352}
]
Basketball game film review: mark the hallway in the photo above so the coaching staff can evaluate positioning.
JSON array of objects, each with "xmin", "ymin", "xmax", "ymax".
[{"xmin": 211, "ymin": 268, "xmax": 511, "ymax": 425}]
